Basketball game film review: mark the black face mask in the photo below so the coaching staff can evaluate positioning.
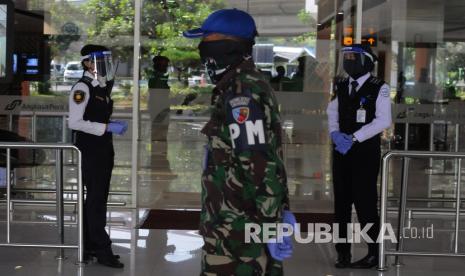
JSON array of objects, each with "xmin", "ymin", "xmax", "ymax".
[
  {"xmin": 198, "ymin": 40, "xmax": 252, "ymax": 83},
  {"xmin": 343, "ymin": 59, "xmax": 365, "ymax": 79},
  {"xmin": 343, "ymin": 54, "xmax": 374, "ymax": 79}
]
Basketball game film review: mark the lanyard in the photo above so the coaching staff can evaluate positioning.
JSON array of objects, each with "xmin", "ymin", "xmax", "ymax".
[{"xmin": 359, "ymin": 97, "xmax": 367, "ymax": 108}]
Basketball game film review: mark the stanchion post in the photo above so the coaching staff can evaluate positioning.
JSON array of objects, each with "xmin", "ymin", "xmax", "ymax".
[
  {"xmin": 378, "ymin": 152, "xmax": 392, "ymax": 271},
  {"xmin": 454, "ymin": 158, "xmax": 462, "ymax": 253},
  {"xmin": 77, "ymin": 150, "xmax": 84, "ymax": 264},
  {"xmin": 395, "ymin": 157, "xmax": 409, "ymax": 266},
  {"xmin": 56, "ymin": 149, "xmax": 65, "ymax": 259},
  {"xmin": 6, "ymin": 148, "xmax": 11, "ymax": 243},
  {"xmin": 454, "ymin": 125, "xmax": 460, "ymax": 186}
]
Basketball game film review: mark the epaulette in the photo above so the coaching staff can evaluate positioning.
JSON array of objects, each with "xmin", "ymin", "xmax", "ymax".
[
  {"xmin": 71, "ymin": 76, "xmax": 92, "ymax": 92},
  {"xmin": 334, "ymin": 76, "xmax": 348, "ymax": 84},
  {"xmin": 332, "ymin": 76, "xmax": 348, "ymax": 95},
  {"xmin": 369, "ymin": 77, "xmax": 385, "ymax": 85},
  {"xmin": 81, "ymin": 76, "xmax": 93, "ymax": 85}
]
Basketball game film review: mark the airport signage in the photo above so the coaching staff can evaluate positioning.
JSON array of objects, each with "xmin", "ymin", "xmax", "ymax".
[{"xmin": 0, "ymin": 96, "xmax": 68, "ymax": 114}]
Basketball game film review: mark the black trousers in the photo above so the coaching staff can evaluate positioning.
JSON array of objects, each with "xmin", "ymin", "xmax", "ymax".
[
  {"xmin": 81, "ymin": 143, "xmax": 114, "ymax": 251},
  {"xmin": 332, "ymin": 140, "xmax": 380, "ymax": 256}
]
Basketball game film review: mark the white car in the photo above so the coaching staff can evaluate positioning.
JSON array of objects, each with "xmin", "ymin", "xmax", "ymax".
[
  {"xmin": 188, "ymin": 75, "xmax": 207, "ymax": 86},
  {"xmin": 63, "ymin": 61, "xmax": 84, "ymax": 82}
]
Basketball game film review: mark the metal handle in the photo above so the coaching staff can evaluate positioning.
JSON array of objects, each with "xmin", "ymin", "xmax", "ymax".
[
  {"xmin": 378, "ymin": 150, "xmax": 465, "ymax": 271},
  {"xmin": 56, "ymin": 149, "xmax": 65, "ymax": 259},
  {"xmin": 0, "ymin": 142, "xmax": 84, "ymax": 264}
]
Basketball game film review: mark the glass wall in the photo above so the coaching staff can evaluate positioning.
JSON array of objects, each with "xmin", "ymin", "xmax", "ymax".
[
  {"xmin": 2, "ymin": 0, "xmax": 465, "ymax": 215},
  {"xmin": 0, "ymin": 0, "xmax": 135, "ymax": 208},
  {"xmin": 138, "ymin": 0, "xmax": 465, "ymax": 214},
  {"xmin": 137, "ymin": 0, "xmax": 335, "ymax": 212}
]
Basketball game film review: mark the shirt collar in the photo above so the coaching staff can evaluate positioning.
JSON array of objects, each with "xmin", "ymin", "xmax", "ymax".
[
  {"xmin": 349, "ymin": 72, "xmax": 371, "ymax": 87},
  {"xmin": 84, "ymin": 71, "xmax": 94, "ymax": 79},
  {"xmin": 84, "ymin": 71, "xmax": 103, "ymax": 87}
]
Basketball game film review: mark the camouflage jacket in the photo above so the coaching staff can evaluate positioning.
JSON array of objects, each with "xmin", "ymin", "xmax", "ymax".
[{"xmin": 200, "ymin": 60, "xmax": 290, "ymax": 249}]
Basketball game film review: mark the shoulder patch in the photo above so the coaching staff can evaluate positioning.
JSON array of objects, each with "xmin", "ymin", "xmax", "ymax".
[
  {"xmin": 232, "ymin": 107, "xmax": 250, "ymax": 124},
  {"xmin": 73, "ymin": 90, "xmax": 86, "ymax": 104},
  {"xmin": 380, "ymin": 86, "xmax": 390, "ymax": 97}
]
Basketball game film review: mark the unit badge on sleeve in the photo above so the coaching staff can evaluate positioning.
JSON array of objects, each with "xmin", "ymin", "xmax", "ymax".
[{"xmin": 73, "ymin": 90, "xmax": 85, "ymax": 104}]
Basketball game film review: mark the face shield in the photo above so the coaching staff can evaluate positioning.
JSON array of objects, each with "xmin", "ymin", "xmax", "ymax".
[
  {"xmin": 89, "ymin": 51, "xmax": 115, "ymax": 81},
  {"xmin": 337, "ymin": 46, "xmax": 375, "ymax": 79}
]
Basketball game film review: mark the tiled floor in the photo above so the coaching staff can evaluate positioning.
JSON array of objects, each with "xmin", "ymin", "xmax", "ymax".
[{"xmin": 0, "ymin": 210, "xmax": 464, "ymax": 275}]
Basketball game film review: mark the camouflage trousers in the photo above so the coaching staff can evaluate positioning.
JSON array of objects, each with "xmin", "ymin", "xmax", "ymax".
[{"xmin": 200, "ymin": 237, "xmax": 283, "ymax": 276}]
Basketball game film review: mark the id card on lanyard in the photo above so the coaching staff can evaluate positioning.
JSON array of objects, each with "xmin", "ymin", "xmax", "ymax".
[{"xmin": 356, "ymin": 97, "xmax": 367, "ymax": 123}]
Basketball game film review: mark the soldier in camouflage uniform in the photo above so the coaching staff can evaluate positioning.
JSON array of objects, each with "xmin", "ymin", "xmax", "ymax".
[{"xmin": 183, "ymin": 9, "xmax": 295, "ymax": 275}]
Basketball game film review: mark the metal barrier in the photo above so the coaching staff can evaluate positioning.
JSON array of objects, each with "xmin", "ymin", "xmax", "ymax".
[
  {"xmin": 0, "ymin": 142, "xmax": 84, "ymax": 264},
  {"xmin": 378, "ymin": 150, "xmax": 465, "ymax": 271},
  {"xmin": 4, "ymin": 111, "xmax": 134, "ymax": 208}
]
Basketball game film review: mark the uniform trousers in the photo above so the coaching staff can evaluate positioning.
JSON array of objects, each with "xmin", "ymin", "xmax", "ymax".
[
  {"xmin": 200, "ymin": 237, "xmax": 283, "ymax": 276},
  {"xmin": 332, "ymin": 139, "xmax": 381, "ymax": 256},
  {"xmin": 80, "ymin": 143, "xmax": 114, "ymax": 252}
]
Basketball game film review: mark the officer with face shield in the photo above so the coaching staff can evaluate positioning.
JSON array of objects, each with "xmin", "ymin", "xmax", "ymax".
[
  {"xmin": 184, "ymin": 9, "xmax": 295, "ymax": 275},
  {"xmin": 68, "ymin": 44, "xmax": 126, "ymax": 268},
  {"xmin": 326, "ymin": 44, "xmax": 392, "ymax": 269}
]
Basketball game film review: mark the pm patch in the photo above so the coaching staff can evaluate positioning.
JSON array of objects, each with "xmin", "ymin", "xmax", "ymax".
[
  {"xmin": 232, "ymin": 107, "xmax": 249, "ymax": 124},
  {"xmin": 73, "ymin": 90, "xmax": 86, "ymax": 104}
]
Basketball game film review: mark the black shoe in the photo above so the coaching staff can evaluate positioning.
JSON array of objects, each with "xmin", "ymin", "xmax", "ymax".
[
  {"xmin": 85, "ymin": 250, "xmax": 120, "ymax": 260},
  {"xmin": 97, "ymin": 254, "xmax": 124, "ymax": 268},
  {"xmin": 335, "ymin": 252, "xmax": 351, "ymax": 269},
  {"xmin": 84, "ymin": 251, "xmax": 93, "ymax": 261},
  {"xmin": 96, "ymin": 248, "xmax": 124, "ymax": 268},
  {"xmin": 350, "ymin": 254, "xmax": 378, "ymax": 269}
]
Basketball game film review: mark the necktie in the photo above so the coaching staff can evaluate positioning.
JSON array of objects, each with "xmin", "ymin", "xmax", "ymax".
[{"xmin": 350, "ymin": 80, "xmax": 358, "ymax": 98}]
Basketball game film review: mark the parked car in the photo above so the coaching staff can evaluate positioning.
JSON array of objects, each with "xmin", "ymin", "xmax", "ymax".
[
  {"xmin": 63, "ymin": 61, "xmax": 84, "ymax": 82},
  {"xmin": 188, "ymin": 74, "xmax": 207, "ymax": 86},
  {"xmin": 50, "ymin": 62, "xmax": 65, "ymax": 81},
  {"xmin": 50, "ymin": 63, "xmax": 64, "ymax": 74}
]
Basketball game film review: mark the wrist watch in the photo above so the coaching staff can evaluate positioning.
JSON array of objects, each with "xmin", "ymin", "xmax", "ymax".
[{"xmin": 352, "ymin": 135, "xmax": 358, "ymax": 143}]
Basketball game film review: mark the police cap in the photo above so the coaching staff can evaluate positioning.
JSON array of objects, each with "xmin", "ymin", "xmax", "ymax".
[{"xmin": 81, "ymin": 44, "xmax": 109, "ymax": 60}]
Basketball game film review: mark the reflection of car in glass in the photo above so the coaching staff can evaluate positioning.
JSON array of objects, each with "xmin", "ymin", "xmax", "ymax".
[
  {"xmin": 50, "ymin": 62, "xmax": 64, "ymax": 79},
  {"xmin": 188, "ymin": 75, "xmax": 202, "ymax": 86},
  {"xmin": 63, "ymin": 61, "xmax": 84, "ymax": 82},
  {"xmin": 188, "ymin": 74, "xmax": 207, "ymax": 86}
]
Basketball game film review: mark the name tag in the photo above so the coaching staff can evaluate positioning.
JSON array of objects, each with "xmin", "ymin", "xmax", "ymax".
[{"xmin": 357, "ymin": 108, "xmax": 366, "ymax": 123}]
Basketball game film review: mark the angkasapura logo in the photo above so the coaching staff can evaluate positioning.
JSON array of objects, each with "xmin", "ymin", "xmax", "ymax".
[{"xmin": 5, "ymin": 100, "xmax": 22, "ymax": 111}]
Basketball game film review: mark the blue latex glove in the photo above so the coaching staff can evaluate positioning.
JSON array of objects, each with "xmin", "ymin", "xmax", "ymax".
[
  {"xmin": 335, "ymin": 139, "xmax": 353, "ymax": 155},
  {"xmin": 0, "ymin": 167, "xmax": 6, "ymax": 188},
  {"xmin": 110, "ymin": 120, "xmax": 128, "ymax": 133},
  {"xmin": 283, "ymin": 211, "xmax": 297, "ymax": 226},
  {"xmin": 267, "ymin": 240, "xmax": 293, "ymax": 261},
  {"xmin": 107, "ymin": 122, "xmax": 126, "ymax": 135},
  {"xmin": 282, "ymin": 210, "xmax": 296, "ymax": 251},
  {"xmin": 267, "ymin": 211, "xmax": 296, "ymax": 261},
  {"xmin": 330, "ymin": 131, "xmax": 352, "ymax": 148}
]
